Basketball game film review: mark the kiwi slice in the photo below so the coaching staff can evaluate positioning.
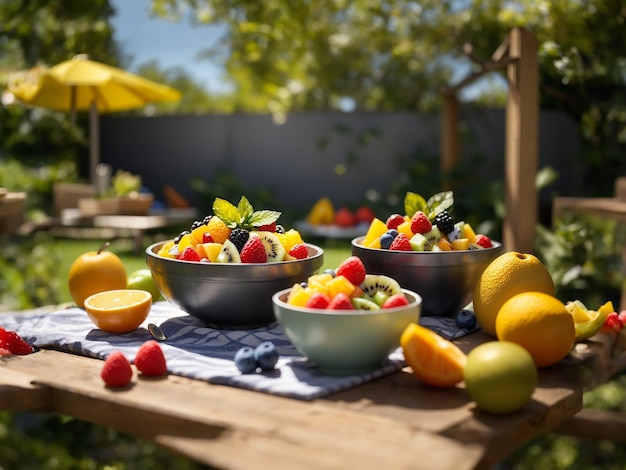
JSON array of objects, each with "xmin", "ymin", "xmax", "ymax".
[
  {"xmin": 372, "ymin": 290, "xmax": 389, "ymax": 306},
  {"xmin": 410, "ymin": 233, "xmax": 432, "ymax": 251},
  {"xmin": 255, "ymin": 231, "xmax": 286, "ymax": 262},
  {"xmin": 217, "ymin": 239, "xmax": 241, "ymax": 263},
  {"xmin": 423, "ymin": 226, "xmax": 442, "ymax": 246},
  {"xmin": 352, "ymin": 297, "xmax": 381, "ymax": 310},
  {"xmin": 360, "ymin": 275, "xmax": 403, "ymax": 298}
]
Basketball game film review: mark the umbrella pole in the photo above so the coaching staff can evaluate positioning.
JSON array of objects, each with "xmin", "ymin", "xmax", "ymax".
[{"xmin": 89, "ymin": 100, "xmax": 99, "ymax": 186}]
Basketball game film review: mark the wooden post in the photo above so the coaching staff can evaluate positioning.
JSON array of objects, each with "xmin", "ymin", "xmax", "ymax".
[
  {"xmin": 504, "ymin": 27, "xmax": 539, "ymax": 253},
  {"xmin": 441, "ymin": 92, "xmax": 459, "ymax": 190}
]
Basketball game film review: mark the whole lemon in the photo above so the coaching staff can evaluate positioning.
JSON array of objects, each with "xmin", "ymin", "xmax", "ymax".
[
  {"xmin": 68, "ymin": 242, "xmax": 128, "ymax": 308},
  {"xmin": 496, "ymin": 291, "xmax": 575, "ymax": 368},
  {"xmin": 473, "ymin": 252, "xmax": 555, "ymax": 336},
  {"xmin": 464, "ymin": 341, "xmax": 537, "ymax": 414}
]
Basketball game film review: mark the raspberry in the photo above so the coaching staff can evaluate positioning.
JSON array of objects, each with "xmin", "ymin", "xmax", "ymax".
[
  {"xmin": 101, "ymin": 351, "xmax": 133, "ymax": 387},
  {"xmin": 410, "ymin": 211, "xmax": 432, "ymax": 234},
  {"xmin": 434, "ymin": 210, "xmax": 455, "ymax": 235},
  {"xmin": 0, "ymin": 327, "xmax": 34, "ymax": 355},
  {"xmin": 386, "ymin": 214, "xmax": 405, "ymax": 230},
  {"xmin": 335, "ymin": 256, "xmax": 366, "ymax": 286},
  {"xmin": 327, "ymin": 293, "xmax": 355, "ymax": 310},
  {"xmin": 288, "ymin": 243, "xmax": 309, "ymax": 260},
  {"xmin": 600, "ymin": 312, "xmax": 623, "ymax": 334},
  {"xmin": 178, "ymin": 246, "xmax": 201, "ymax": 262},
  {"xmin": 240, "ymin": 237, "xmax": 267, "ymax": 263},
  {"xmin": 474, "ymin": 234, "xmax": 493, "ymax": 248},
  {"xmin": 229, "ymin": 228, "xmax": 250, "ymax": 252},
  {"xmin": 389, "ymin": 233, "xmax": 412, "ymax": 251},
  {"xmin": 305, "ymin": 292, "xmax": 331, "ymax": 309},
  {"xmin": 134, "ymin": 340, "xmax": 167, "ymax": 376}
]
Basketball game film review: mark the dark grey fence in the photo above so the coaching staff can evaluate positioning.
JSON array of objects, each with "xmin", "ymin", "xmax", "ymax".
[{"xmin": 101, "ymin": 109, "xmax": 580, "ymax": 213}]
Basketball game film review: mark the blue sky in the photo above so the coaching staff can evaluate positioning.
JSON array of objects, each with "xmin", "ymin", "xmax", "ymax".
[{"xmin": 110, "ymin": 0, "xmax": 226, "ymax": 92}]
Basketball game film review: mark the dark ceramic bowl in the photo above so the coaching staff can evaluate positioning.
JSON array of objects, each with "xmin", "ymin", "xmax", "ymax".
[
  {"xmin": 146, "ymin": 241, "xmax": 324, "ymax": 329},
  {"xmin": 351, "ymin": 236, "xmax": 502, "ymax": 317}
]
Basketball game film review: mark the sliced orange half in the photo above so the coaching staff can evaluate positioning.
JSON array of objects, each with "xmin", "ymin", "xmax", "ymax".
[
  {"xmin": 84, "ymin": 289, "xmax": 152, "ymax": 334},
  {"xmin": 400, "ymin": 322, "xmax": 467, "ymax": 388}
]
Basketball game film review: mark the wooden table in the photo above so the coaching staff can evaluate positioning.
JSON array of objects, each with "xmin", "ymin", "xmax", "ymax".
[
  {"xmin": 57, "ymin": 207, "xmax": 199, "ymax": 253},
  {"xmin": 2, "ymin": 326, "xmax": 624, "ymax": 470}
]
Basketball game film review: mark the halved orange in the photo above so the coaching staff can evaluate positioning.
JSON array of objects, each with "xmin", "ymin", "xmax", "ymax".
[
  {"xmin": 400, "ymin": 322, "xmax": 467, "ymax": 388},
  {"xmin": 84, "ymin": 289, "xmax": 152, "ymax": 334}
]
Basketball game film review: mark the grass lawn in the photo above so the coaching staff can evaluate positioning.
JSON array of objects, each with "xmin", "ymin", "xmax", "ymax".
[{"xmin": 51, "ymin": 234, "xmax": 353, "ymax": 304}]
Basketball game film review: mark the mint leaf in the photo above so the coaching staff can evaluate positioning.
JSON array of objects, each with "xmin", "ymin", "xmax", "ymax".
[
  {"xmin": 427, "ymin": 191, "xmax": 454, "ymax": 219},
  {"xmin": 237, "ymin": 196, "xmax": 254, "ymax": 222},
  {"xmin": 213, "ymin": 197, "xmax": 241, "ymax": 228},
  {"xmin": 249, "ymin": 210, "xmax": 281, "ymax": 227},
  {"xmin": 404, "ymin": 192, "xmax": 427, "ymax": 218}
]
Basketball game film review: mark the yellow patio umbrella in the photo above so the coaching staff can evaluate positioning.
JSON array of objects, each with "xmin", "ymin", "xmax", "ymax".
[{"xmin": 10, "ymin": 54, "xmax": 181, "ymax": 184}]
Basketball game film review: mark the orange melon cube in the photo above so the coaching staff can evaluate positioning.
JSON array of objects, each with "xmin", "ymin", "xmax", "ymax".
[
  {"xmin": 363, "ymin": 218, "xmax": 387, "ymax": 246},
  {"xmin": 463, "ymin": 223, "xmax": 477, "ymax": 244},
  {"xmin": 157, "ymin": 240, "xmax": 177, "ymax": 258},
  {"xmin": 326, "ymin": 275, "xmax": 356, "ymax": 298},
  {"xmin": 287, "ymin": 283, "xmax": 313, "ymax": 306},
  {"xmin": 451, "ymin": 238, "xmax": 470, "ymax": 250},
  {"xmin": 437, "ymin": 238, "xmax": 455, "ymax": 251},
  {"xmin": 197, "ymin": 242, "xmax": 223, "ymax": 262},
  {"xmin": 177, "ymin": 233, "xmax": 195, "ymax": 252},
  {"xmin": 396, "ymin": 220, "xmax": 413, "ymax": 238},
  {"xmin": 191, "ymin": 223, "xmax": 210, "ymax": 244}
]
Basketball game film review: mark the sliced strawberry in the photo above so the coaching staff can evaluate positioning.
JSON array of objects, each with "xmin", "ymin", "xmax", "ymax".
[
  {"xmin": 305, "ymin": 292, "xmax": 331, "ymax": 309},
  {"xmin": 475, "ymin": 234, "xmax": 493, "ymax": 248},
  {"xmin": 327, "ymin": 293, "xmax": 355, "ymax": 310},
  {"xmin": 240, "ymin": 237, "xmax": 267, "ymax": 263},
  {"xmin": 288, "ymin": 243, "xmax": 309, "ymax": 260},
  {"xmin": 178, "ymin": 246, "xmax": 201, "ymax": 262},
  {"xmin": 410, "ymin": 211, "xmax": 432, "ymax": 234},
  {"xmin": 382, "ymin": 293, "xmax": 409, "ymax": 309},
  {"xmin": 389, "ymin": 233, "xmax": 412, "ymax": 251},
  {"xmin": 335, "ymin": 256, "xmax": 366, "ymax": 286},
  {"xmin": 256, "ymin": 222, "xmax": 277, "ymax": 232}
]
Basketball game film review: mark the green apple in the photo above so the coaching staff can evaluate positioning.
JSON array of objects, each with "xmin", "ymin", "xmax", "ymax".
[
  {"xmin": 127, "ymin": 268, "xmax": 162, "ymax": 301},
  {"xmin": 463, "ymin": 341, "xmax": 537, "ymax": 414}
]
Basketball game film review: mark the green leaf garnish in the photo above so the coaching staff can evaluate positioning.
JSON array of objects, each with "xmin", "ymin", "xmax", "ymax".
[
  {"xmin": 404, "ymin": 192, "xmax": 427, "ymax": 219},
  {"xmin": 213, "ymin": 196, "xmax": 281, "ymax": 229},
  {"xmin": 403, "ymin": 190, "xmax": 454, "ymax": 220}
]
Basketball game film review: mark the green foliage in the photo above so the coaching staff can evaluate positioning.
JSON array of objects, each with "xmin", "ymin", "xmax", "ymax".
[{"xmin": 109, "ymin": 169, "xmax": 142, "ymax": 197}]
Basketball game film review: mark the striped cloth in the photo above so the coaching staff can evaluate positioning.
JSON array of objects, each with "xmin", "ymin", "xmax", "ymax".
[{"xmin": 0, "ymin": 301, "xmax": 477, "ymax": 400}]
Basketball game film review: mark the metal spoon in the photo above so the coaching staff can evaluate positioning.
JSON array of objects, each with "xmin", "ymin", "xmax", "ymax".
[{"xmin": 148, "ymin": 323, "xmax": 167, "ymax": 341}]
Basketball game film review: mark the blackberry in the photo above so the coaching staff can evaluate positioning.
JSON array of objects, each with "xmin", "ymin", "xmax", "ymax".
[
  {"xmin": 202, "ymin": 215, "xmax": 213, "ymax": 225},
  {"xmin": 275, "ymin": 224, "xmax": 285, "ymax": 234},
  {"xmin": 190, "ymin": 220, "xmax": 203, "ymax": 231},
  {"xmin": 434, "ymin": 210, "xmax": 455, "ymax": 234},
  {"xmin": 229, "ymin": 228, "xmax": 250, "ymax": 252},
  {"xmin": 174, "ymin": 230, "xmax": 190, "ymax": 244}
]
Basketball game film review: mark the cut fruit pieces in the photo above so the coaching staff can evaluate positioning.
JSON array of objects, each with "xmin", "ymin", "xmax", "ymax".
[
  {"xmin": 84, "ymin": 289, "xmax": 152, "ymax": 334},
  {"xmin": 362, "ymin": 218, "xmax": 387, "ymax": 247},
  {"xmin": 401, "ymin": 322, "xmax": 467, "ymax": 387}
]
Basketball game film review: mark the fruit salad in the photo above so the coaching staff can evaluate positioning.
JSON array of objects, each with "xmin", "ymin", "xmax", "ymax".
[
  {"xmin": 156, "ymin": 196, "xmax": 310, "ymax": 263},
  {"xmin": 360, "ymin": 191, "xmax": 494, "ymax": 252},
  {"xmin": 287, "ymin": 256, "xmax": 411, "ymax": 310}
]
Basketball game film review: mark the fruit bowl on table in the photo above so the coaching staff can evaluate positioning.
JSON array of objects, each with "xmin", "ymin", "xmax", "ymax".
[
  {"xmin": 352, "ymin": 236, "xmax": 502, "ymax": 318},
  {"xmin": 272, "ymin": 288, "xmax": 421, "ymax": 376},
  {"xmin": 146, "ymin": 241, "xmax": 324, "ymax": 329}
]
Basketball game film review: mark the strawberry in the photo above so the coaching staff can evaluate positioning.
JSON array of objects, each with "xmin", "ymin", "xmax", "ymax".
[
  {"xmin": 0, "ymin": 347, "xmax": 11, "ymax": 355},
  {"xmin": 256, "ymin": 222, "xmax": 277, "ymax": 232},
  {"xmin": 335, "ymin": 256, "xmax": 366, "ymax": 286},
  {"xmin": 389, "ymin": 233, "xmax": 412, "ymax": 251},
  {"xmin": 600, "ymin": 312, "xmax": 623, "ymax": 334},
  {"xmin": 202, "ymin": 232, "xmax": 215, "ymax": 243},
  {"xmin": 619, "ymin": 311, "xmax": 626, "ymax": 326},
  {"xmin": 386, "ymin": 214, "xmax": 405, "ymax": 230},
  {"xmin": 0, "ymin": 327, "xmax": 34, "ymax": 355},
  {"xmin": 101, "ymin": 351, "xmax": 133, "ymax": 387},
  {"xmin": 134, "ymin": 340, "xmax": 167, "ymax": 377},
  {"xmin": 178, "ymin": 246, "xmax": 201, "ymax": 262},
  {"xmin": 355, "ymin": 206, "xmax": 376, "ymax": 224},
  {"xmin": 288, "ymin": 243, "xmax": 309, "ymax": 260},
  {"xmin": 327, "ymin": 293, "xmax": 355, "ymax": 310},
  {"xmin": 410, "ymin": 211, "xmax": 432, "ymax": 234},
  {"xmin": 382, "ymin": 293, "xmax": 409, "ymax": 309},
  {"xmin": 475, "ymin": 234, "xmax": 493, "ymax": 248},
  {"xmin": 240, "ymin": 237, "xmax": 267, "ymax": 263},
  {"xmin": 305, "ymin": 292, "xmax": 331, "ymax": 309}
]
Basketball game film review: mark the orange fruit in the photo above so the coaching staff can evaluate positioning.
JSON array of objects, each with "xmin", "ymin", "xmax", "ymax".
[
  {"xmin": 495, "ymin": 291, "xmax": 575, "ymax": 368},
  {"xmin": 473, "ymin": 252, "xmax": 555, "ymax": 337},
  {"xmin": 205, "ymin": 216, "xmax": 231, "ymax": 244},
  {"xmin": 84, "ymin": 289, "xmax": 152, "ymax": 333},
  {"xmin": 68, "ymin": 242, "xmax": 128, "ymax": 308},
  {"xmin": 400, "ymin": 322, "xmax": 467, "ymax": 387}
]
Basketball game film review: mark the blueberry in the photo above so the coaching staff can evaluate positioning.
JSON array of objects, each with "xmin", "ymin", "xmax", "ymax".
[
  {"xmin": 323, "ymin": 268, "xmax": 336, "ymax": 277},
  {"xmin": 456, "ymin": 309, "xmax": 477, "ymax": 330},
  {"xmin": 380, "ymin": 229, "xmax": 398, "ymax": 249},
  {"xmin": 254, "ymin": 341, "xmax": 279, "ymax": 371},
  {"xmin": 234, "ymin": 346, "xmax": 257, "ymax": 373}
]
